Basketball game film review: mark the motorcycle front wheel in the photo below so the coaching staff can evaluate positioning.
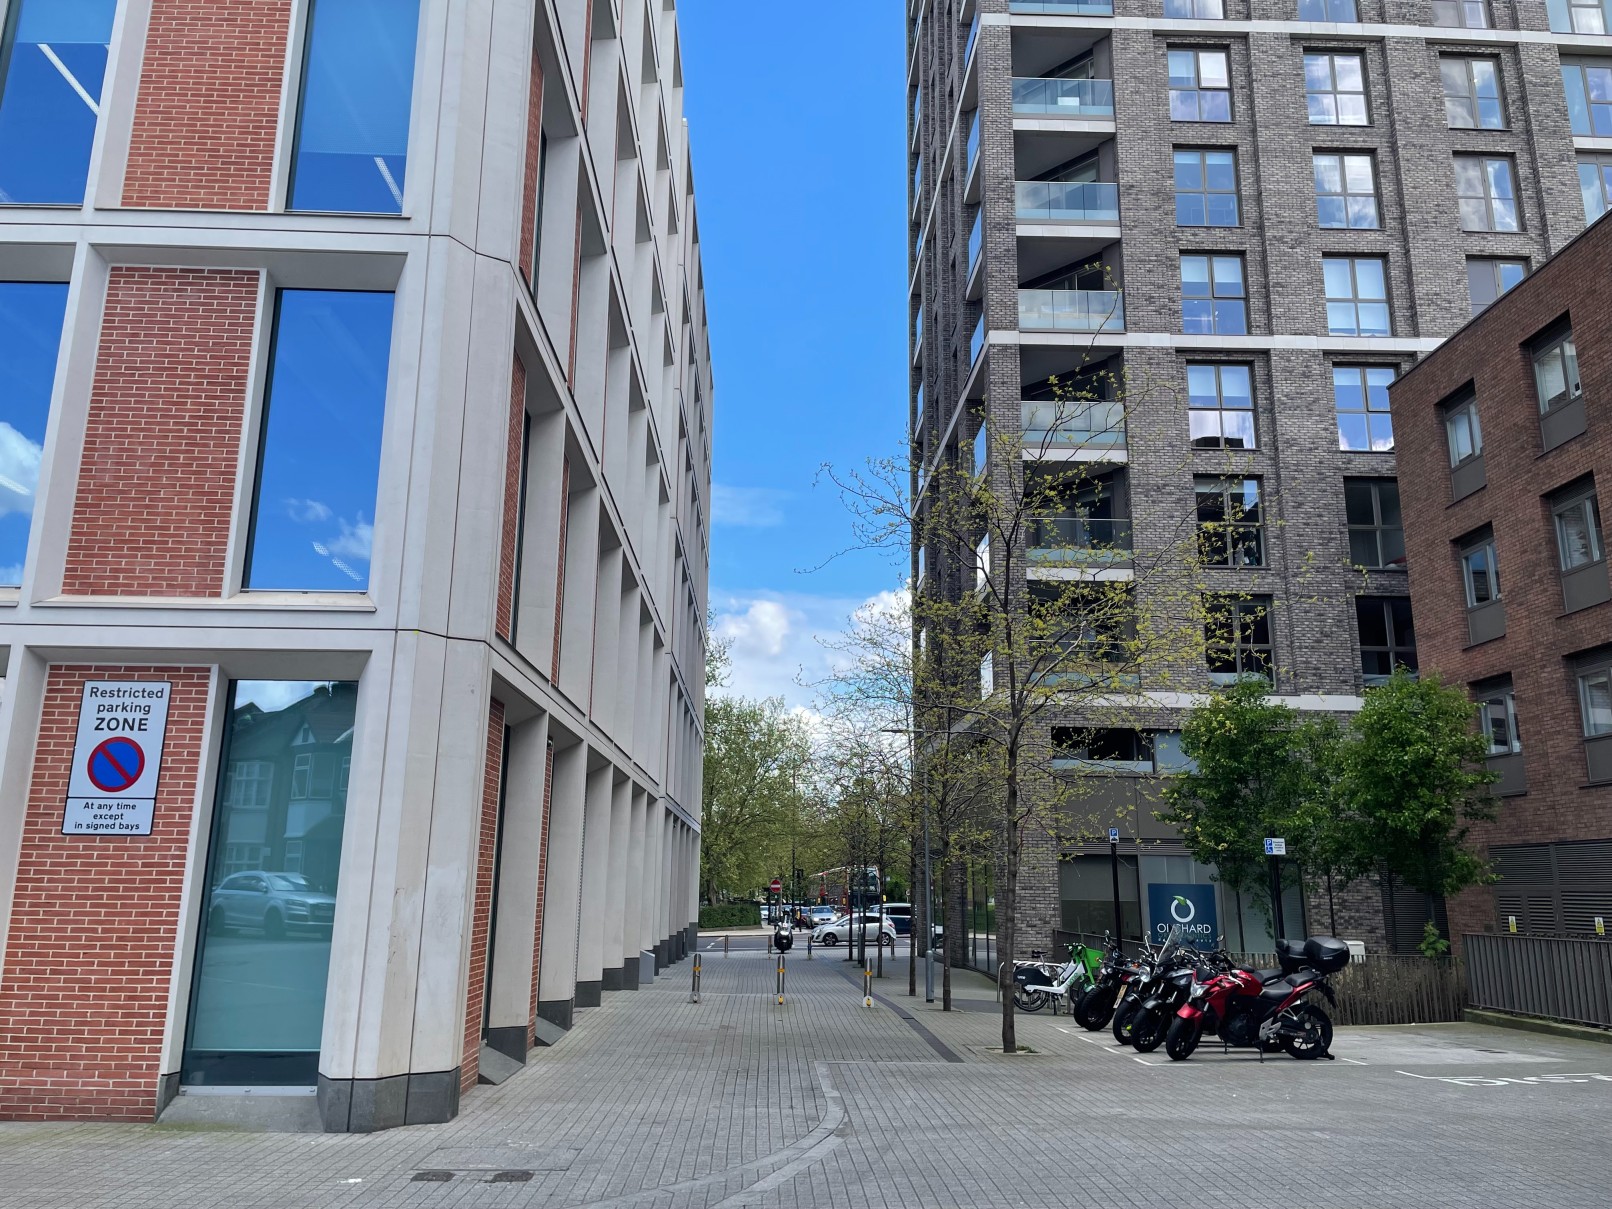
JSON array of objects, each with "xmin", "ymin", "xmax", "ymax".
[
  {"xmin": 1111, "ymin": 999, "xmax": 1138, "ymax": 1045},
  {"xmin": 1075, "ymin": 986, "xmax": 1117, "ymax": 1031},
  {"xmin": 1165, "ymin": 1016, "xmax": 1202, "ymax": 1062},
  {"xmin": 1014, "ymin": 988, "xmax": 1050, "ymax": 1013},
  {"xmin": 1130, "ymin": 1007, "xmax": 1170, "ymax": 1053},
  {"xmin": 1281, "ymin": 1002, "xmax": 1334, "ymax": 1060}
]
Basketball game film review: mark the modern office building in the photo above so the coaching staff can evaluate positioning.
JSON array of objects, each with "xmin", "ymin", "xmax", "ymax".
[
  {"xmin": 0, "ymin": 0, "xmax": 711, "ymax": 1132},
  {"xmin": 909, "ymin": 0, "xmax": 1612, "ymax": 962},
  {"xmin": 1393, "ymin": 213, "xmax": 1611, "ymax": 944}
]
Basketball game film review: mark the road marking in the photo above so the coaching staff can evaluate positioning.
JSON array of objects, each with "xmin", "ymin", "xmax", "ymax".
[
  {"xmin": 1337, "ymin": 1057, "xmax": 1368, "ymax": 1065},
  {"xmin": 1397, "ymin": 1070, "xmax": 1612, "ymax": 1087}
]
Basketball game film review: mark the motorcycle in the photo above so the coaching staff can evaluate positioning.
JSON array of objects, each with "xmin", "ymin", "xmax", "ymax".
[
  {"xmin": 1164, "ymin": 936, "xmax": 1350, "ymax": 1062},
  {"xmin": 1127, "ymin": 943, "xmax": 1234, "ymax": 1053},
  {"xmin": 1071, "ymin": 933, "xmax": 1136, "ymax": 1030},
  {"xmin": 1111, "ymin": 928, "xmax": 1203, "ymax": 1049}
]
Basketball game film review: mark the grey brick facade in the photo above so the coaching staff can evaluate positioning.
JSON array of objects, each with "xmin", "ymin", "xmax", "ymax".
[{"xmin": 909, "ymin": 0, "xmax": 1610, "ymax": 959}]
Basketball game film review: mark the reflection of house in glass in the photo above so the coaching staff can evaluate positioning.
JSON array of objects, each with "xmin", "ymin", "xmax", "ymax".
[{"xmin": 216, "ymin": 685, "xmax": 356, "ymax": 895}]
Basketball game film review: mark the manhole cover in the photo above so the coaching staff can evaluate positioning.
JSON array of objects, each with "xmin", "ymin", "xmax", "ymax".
[{"xmin": 488, "ymin": 1171, "xmax": 534, "ymax": 1183}]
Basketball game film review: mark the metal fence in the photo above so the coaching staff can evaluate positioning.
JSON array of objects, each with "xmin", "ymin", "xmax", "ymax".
[{"xmin": 1465, "ymin": 934, "xmax": 1612, "ymax": 1028}]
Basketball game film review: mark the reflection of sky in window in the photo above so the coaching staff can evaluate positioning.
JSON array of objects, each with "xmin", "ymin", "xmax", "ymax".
[
  {"xmin": 0, "ymin": 281, "xmax": 68, "ymax": 586},
  {"xmin": 245, "ymin": 290, "xmax": 394, "ymax": 592},
  {"xmin": 289, "ymin": 0, "xmax": 420, "ymax": 214},
  {"xmin": 0, "ymin": 0, "xmax": 116, "ymax": 204}
]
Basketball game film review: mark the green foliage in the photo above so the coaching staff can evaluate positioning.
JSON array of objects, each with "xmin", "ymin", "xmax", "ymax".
[
  {"xmin": 1336, "ymin": 669, "xmax": 1497, "ymax": 900},
  {"xmin": 1418, "ymin": 921, "xmax": 1451, "ymax": 959},
  {"xmin": 698, "ymin": 903, "xmax": 760, "ymax": 929},
  {"xmin": 1159, "ymin": 679, "xmax": 1336, "ymax": 900}
]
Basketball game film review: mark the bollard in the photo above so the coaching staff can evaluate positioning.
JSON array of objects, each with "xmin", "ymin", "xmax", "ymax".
[
  {"xmin": 862, "ymin": 967, "xmax": 873, "ymax": 1008},
  {"xmin": 690, "ymin": 957, "xmax": 702, "ymax": 1004},
  {"xmin": 724, "ymin": 934, "xmax": 730, "ymax": 958},
  {"xmin": 767, "ymin": 930, "xmax": 774, "ymax": 955},
  {"xmin": 806, "ymin": 934, "xmax": 813, "ymax": 960},
  {"xmin": 776, "ymin": 954, "xmax": 786, "ymax": 1005}
]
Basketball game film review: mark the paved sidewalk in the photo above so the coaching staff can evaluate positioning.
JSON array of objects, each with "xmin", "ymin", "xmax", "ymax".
[{"xmin": 0, "ymin": 951, "xmax": 1608, "ymax": 1207}]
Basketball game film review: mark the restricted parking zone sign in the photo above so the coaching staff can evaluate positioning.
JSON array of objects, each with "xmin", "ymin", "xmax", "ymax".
[{"xmin": 61, "ymin": 681, "xmax": 172, "ymax": 836}]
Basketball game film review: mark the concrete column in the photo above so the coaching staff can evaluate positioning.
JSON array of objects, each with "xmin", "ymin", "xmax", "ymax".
[
  {"xmin": 600, "ymin": 774, "xmax": 631, "ymax": 991},
  {"xmin": 574, "ymin": 758, "xmax": 614, "ymax": 1006},
  {"xmin": 535, "ymin": 739, "xmax": 587, "ymax": 1031},
  {"xmin": 671, "ymin": 820, "xmax": 685, "ymax": 959},
  {"xmin": 643, "ymin": 798, "xmax": 664, "ymax": 968},
  {"xmin": 622, "ymin": 789, "xmax": 647, "ymax": 985},
  {"xmin": 686, "ymin": 822, "xmax": 700, "ymax": 955},
  {"xmin": 484, "ymin": 711, "xmax": 550, "ymax": 1061}
]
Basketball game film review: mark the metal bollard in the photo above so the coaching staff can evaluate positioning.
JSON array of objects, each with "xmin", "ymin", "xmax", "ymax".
[
  {"xmin": 776, "ymin": 954, "xmax": 786, "ymax": 1005},
  {"xmin": 862, "ymin": 967, "xmax": 873, "ymax": 1008},
  {"xmin": 690, "ymin": 957, "xmax": 702, "ymax": 1004},
  {"xmin": 806, "ymin": 934, "xmax": 813, "ymax": 960},
  {"xmin": 767, "ymin": 930, "xmax": 774, "ymax": 955},
  {"xmin": 724, "ymin": 934, "xmax": 730, "ymax": 958}
]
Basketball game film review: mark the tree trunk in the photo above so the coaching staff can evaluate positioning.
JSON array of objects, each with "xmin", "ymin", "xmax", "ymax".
[{"xmin": 1000, "ymin": 766, "xmax": 1019, "ymax": 1055}]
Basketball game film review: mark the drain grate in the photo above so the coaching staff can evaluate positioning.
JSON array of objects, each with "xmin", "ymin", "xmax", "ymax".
[
  {"xmin": 488, "ymin": 1171, "xmax": 535, "ymax": 1183},
  {"xmin": 412, "ymin": 1171, "xmax": 454, "ymax": 1182}
]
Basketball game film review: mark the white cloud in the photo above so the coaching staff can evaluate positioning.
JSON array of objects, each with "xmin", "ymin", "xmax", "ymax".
[
  {"xmin": 328, "ymin": 517, "xmax": 374, "ymax": 562},
  {"xmin": 711, "ymin": 484, "xmax": 787, "ymax": 529},
  {"xmin": 710, "ymin": 586, "xmax": 903, "ymax": 711},
  {"xmin": 284, "ymin": 498, "xmax": 332, "ymax": 524},
  {"xmin": 0, "ymin": 563, "xmax": 21, "ymax": 587},
  {"xmin": 234, "ymin": 681, "xmax": 326, "ymax": 713},
  {"xmin": 0, "ymin": 422, "xmax": 42, "ymax": 521}
]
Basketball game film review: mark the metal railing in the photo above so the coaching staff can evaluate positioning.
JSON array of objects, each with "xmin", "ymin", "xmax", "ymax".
[
  {"xmin": 1011, "ymin": 77, "xmax": 1115, "ymax": 118},
  {"xmin": 1016, "ymin": 180, "xmax": 1120, "ymax": 223},
  {"xmin": 1022, "ymin": 399, "xmax": 1126, "ymax": 447},
  {"xmin": 1465, "ymin": 933, "xmax": 1612, "ymax": 1028},
  {"xmin": 1019, "ymin": 288, "xmax": 1124, "ymax": 332}
]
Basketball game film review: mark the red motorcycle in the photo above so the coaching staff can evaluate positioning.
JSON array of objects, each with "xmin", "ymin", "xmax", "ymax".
[{"xmin": 1164, "ymin": 936, "xmax": 1349, "ymax": 1062}]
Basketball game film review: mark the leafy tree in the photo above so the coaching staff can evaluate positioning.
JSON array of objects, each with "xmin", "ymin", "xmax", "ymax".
[
  {"xmin": 1335, "ymin": 668, "xmax": 1496, "ymax": 904},
  {"xmin": 1159, "ymin": 679, "xmax": 1339, "ymax": 936}
]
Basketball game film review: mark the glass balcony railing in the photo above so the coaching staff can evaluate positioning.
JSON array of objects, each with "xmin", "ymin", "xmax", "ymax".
[
  {"xmin": 965, "ymin": 112, "xmax": 981, "ymax": 176},
  {"xmin": 964, "ymin": 16, "xmax": 980, "ymax": 67},
  {"xmin": 969, "ymin": 315, "xmax": 986, "ymax": 365},
  {"xmin": 1011, "ymin": 77, "xmax": 1115, "ymax": 118},
  {"xmin": 1029, "ymin": 516, "xmax": 1133, "ymax": 561},
  {"xmin": 973, "ymin": 420, "xmax": 988, "ymax": 474},
  {"xmin": 1010, "ymin": 0, "xmax": 1115, "ymax": 13},
  {"xmin": 967, "ymin": 210, "xmax": 983, "ymax": 272},
  {"xmin": 1022, "ymin": 399, "xmax": 1127, "ymax": 447},
  {"xmin": 1019, "ymin": 289, "xmax": 1125, "ymax": 332},
  {"xmin": 914, "ymin": 306, "xmax": 924, "ymax": 349},
  {"xmin": 1016, "ymin": 180, "xmax": 1119, "ymax": 222}
]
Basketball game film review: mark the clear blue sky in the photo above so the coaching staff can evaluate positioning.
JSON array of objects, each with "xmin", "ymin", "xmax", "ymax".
[{"xmin": 680, "ymin": 3, "xmax": 909, "ymax": 704}]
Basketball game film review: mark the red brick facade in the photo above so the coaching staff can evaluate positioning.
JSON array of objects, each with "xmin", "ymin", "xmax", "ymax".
[
  {"xmin": 0, "ymin": 666, "xmax": 210, "ymax": 1120},
  {"xmin": 529, "ymin": 740, "xmax": 555, "ymax": 1044},
  {"xmin": 1391, "ymin": 217, "xmax": 1612, "ymax": 942},
  {"xmin": 63, "ymin": 268, "xmax": 258, "ymax": 597},
  {"xmin": 461, "ymin": 700, "xmax": 506, "ymax": 1093},
  {"xmin": 497, "ymin": 358, "xmax": 527, "ymax": 642},
  {"xmin": 519, "ymin": 56, "xmax": 545, "ymax": 287},
  {"xmin": 123, "ymin": 0, "xmax": 294, "ymax": 210}
]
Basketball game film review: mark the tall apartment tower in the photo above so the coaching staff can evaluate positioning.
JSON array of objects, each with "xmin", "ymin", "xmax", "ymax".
[
  {"xmin": 909, "ymin": 0, "xmax": 1607, "ymax": 963},
  {"xmin": 0, "ymin": 0, "xmax": 712, "ymax": 1132}
]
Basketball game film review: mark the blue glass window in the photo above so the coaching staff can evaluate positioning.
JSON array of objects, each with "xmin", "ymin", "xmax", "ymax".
[
  {"xmin": 0, "ymin": 0, "xmax": 116, "ymax": 205},
  {"xmin": 288, "ymin": 0, "xmax": 421, "ymax": 214},
  {"xmin": 245, "ymin": 290, "xmax": 394, "ymax": 592},
  {"xmin": 0, "ymin": 281, "xmax": 69, "ymax": 586}
]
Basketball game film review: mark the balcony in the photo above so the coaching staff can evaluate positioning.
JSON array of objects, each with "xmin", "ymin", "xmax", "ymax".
[
  {"xmin": 913, "ymin": 305, "xmax": 924, "ymax": 364},
  {"xmin": 966, "ymin": 210, "xmax": 982, "ymax": 272},
  {"xmin": 1029, "ymin": 515, "xmax": 1132, "ymax": 564},
  {"xmin": 969, "ymin": 315, "xmax": 986, "ymax": 365},
  {"xmin": 1019, "ymin": 288, "xmax": 1124, "ymax": 332},
  {"xmin": 1016, "ymin": 180, "xmax": 1119, "ymax": 223},
  {"xmin": 1022, "ymin": 399, "xmax": 1126, "ymax": 449},
  {"xmin": 1011, "ymin": 78, "xmax": 1114, "ymax": 119},
  {"xmin": 1010, "ymin": 0, "xmax": 1115, "ymax": 12},
  {"xmin": 964, "ymin": 15, "xmax": 980, "ymax": 69}
]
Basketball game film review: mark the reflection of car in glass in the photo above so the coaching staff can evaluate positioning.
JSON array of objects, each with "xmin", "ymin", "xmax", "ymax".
[{"xmin": 207, "ymin": 871, "xmax": 336, "ymax": 939}]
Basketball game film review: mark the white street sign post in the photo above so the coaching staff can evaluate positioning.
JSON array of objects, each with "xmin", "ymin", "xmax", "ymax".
[{"xmin": 61, "ymin": 681, "xmax": 172, "ymax": 836}]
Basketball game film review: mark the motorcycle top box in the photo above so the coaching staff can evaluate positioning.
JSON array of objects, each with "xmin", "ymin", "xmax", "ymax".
[{"xmin": 1303, "ymin": 936, "xmax": 1350, "ymax": 974}]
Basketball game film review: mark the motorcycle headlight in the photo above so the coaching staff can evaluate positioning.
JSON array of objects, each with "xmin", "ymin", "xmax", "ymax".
[{"xmin": 1190, "ymin": 984, "xmax": 1207, "ymax": 1000}]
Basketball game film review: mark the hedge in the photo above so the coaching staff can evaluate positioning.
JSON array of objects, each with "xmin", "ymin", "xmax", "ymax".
[{"xmin": 699, "ymin": 903, "xmax": 760, "ymax": 929}]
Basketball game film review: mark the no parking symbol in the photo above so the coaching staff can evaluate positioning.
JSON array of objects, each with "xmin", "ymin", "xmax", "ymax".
[{"xmin": 61, "ymin": 681, "xmax": 172, "ymax": 836}]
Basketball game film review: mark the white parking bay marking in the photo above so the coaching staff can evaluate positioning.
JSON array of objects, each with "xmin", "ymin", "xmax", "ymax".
[{"xmin": 1397, "ymin": 1070, "xmax": 1612, "ymax": 1088}]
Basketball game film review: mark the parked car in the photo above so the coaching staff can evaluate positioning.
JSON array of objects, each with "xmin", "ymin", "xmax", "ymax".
[
  {"xmin": 882, "ymin": 903, "xmax": 912, "ymax": 936},
  {"xmin": 808, "ymin": 905, "xmax": 839, "ymax": 927},
  {"xmin": 812, "ymin": 913, "xmax": 897, "ymax": 947},
  {"xmin": 207, "ymin": 871, "xmax": 336, "ymax": 939}
]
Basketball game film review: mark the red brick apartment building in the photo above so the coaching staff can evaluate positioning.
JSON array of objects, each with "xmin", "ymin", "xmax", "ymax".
[{"xmin": 1391, "ymin": 215, "xmax": 1612, "ymax": 945}]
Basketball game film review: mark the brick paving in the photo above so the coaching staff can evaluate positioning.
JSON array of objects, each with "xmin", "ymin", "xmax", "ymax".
[{"xmin": 0, "ymin": 950, "xmax": 1607, "ymax": 1207}]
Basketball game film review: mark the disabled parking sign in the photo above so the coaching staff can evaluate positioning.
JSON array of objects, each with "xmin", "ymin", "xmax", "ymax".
[{"xmin": 61, "ymin": 681, "xmax": 171, "ymax": 836}]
